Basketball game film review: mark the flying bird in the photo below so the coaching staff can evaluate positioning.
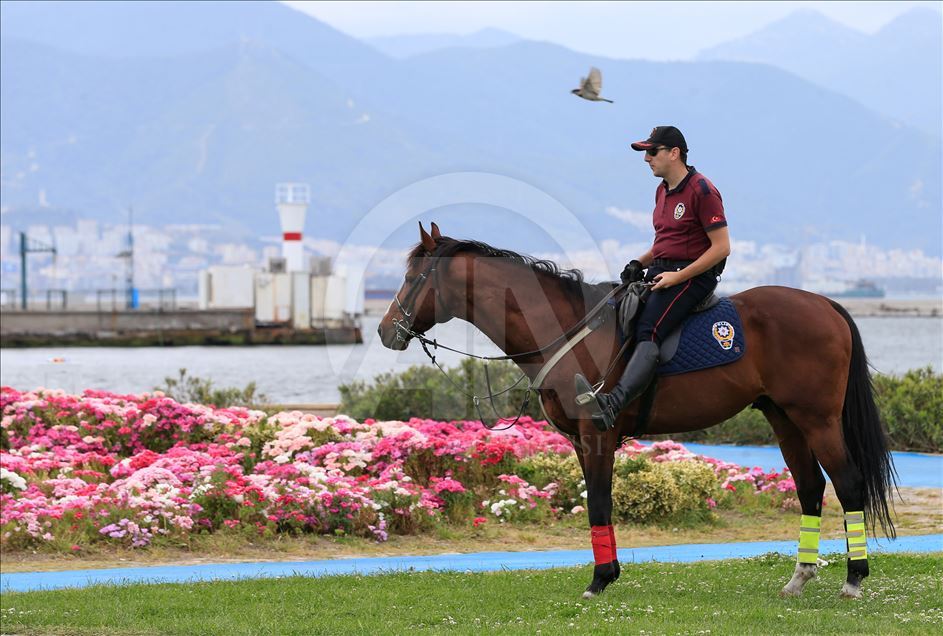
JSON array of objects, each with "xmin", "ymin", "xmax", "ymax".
[{"xmin": 571, "ymin": 67, "xmax": 613, "ymax": 103}]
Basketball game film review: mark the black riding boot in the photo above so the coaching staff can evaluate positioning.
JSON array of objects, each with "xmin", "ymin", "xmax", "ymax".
[{"xmin": 575, "ymin": 341, "xmax": 660, "ymax": 432}]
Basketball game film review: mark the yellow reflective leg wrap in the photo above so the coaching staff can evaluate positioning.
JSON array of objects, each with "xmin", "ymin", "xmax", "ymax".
[
  {"xmin": 797, "ymin": 514, "xmax": 821, "ymax": 564},
  {"xmin": 845, "ymin": 511, "xmax": 868, "ymax": 560}
]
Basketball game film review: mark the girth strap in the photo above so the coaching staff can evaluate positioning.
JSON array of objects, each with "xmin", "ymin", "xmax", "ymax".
[{"xmin": 532, "ymin": 324, "xmax": 595, "ymax": 389}]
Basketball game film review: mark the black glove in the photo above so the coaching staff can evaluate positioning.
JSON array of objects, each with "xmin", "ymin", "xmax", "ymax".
[{"xmin": 620, "ymin": 260, "xmax": 644, "ymax": 284}]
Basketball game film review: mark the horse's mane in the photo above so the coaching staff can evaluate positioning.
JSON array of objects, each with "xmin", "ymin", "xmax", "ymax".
[{"xmin": 408, "ymin": 236, "xmax": 613, "ymax": 300}]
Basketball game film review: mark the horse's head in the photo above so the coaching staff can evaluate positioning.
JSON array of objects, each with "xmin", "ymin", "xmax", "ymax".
[{"xmin": 378, "ymin": 221, "xmax": 451, "ymax": 350}]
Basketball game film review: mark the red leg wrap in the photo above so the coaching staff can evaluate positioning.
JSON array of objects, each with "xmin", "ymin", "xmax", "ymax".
[
  {"xmin": 591, "ymin": 525, "xmax": 615, "ymax": 565},
  {"xmin": 609, "ymin": 525, "xmax": 617, "ymax": 561}
]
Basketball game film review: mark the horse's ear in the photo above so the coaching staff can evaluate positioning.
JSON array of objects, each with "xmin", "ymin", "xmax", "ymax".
[
  {"xmin": 430, "ymin": 222, "xmax": 441, "ymax": 239},
  {"xmin": 419, "ymin": 221, "xmax": 436, "ymax": 252}
]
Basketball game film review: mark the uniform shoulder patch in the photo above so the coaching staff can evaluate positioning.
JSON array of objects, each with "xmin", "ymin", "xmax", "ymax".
[{"xmin": 697, "ymin": 179, "xmax": 710, "ymax": 195}]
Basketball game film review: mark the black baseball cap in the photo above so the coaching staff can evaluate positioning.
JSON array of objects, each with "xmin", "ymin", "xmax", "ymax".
[{"xmin": 631, "ymin": 126, "xmax": 688, "ymax": 152}]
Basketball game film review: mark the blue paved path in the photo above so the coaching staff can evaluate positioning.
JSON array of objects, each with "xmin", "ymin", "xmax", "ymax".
[
  {"xmin": 3, "ymin": 534, "xmax": 940, "ymax": 593},
  {"xmin": 672, "ymin": 443, "xmax": 942, "ymax": 488}
]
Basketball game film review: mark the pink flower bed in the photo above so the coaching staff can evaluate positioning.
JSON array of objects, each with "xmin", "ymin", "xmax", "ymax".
[{"xmin": 0, "ymin": 387, "xmax": 796, "ymax": 551}]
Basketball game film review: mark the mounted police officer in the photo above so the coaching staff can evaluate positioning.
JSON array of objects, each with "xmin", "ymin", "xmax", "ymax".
[{"xmin": 578, "ymin": 126, "xmax": 731, "ymax": 431}]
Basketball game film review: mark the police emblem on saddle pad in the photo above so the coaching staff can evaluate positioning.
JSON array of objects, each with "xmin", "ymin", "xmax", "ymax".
[{"xmin": 656, "ymin": 298, "xmax": 745, "ymax": 376}]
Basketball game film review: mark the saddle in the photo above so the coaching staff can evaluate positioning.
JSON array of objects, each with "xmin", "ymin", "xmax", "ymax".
[
  {"xmin": 598, "ymin": 283, "xmax": 739, "ymax": 438},
  {"xmin": 616, "ymin": 282, "xmax": 721, "ymax": 365}
]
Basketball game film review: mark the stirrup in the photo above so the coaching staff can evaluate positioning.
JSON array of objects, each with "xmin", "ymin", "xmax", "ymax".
[
  {"xmin": 574, "ymin": 373, "xmax": 598, "ymax": 406},
  {"xmin": 576, "ymin": 374, "xmax": 618, "ymax": 432},
  {"xmin": 589, "ymin": 393, "xmax": 618, "ymax": 432}
]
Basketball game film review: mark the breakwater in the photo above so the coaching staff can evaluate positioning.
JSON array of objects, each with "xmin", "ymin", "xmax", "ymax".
[
  {"xmin": 835, "ymin": 298, "xmax": 941, "ymax": 317},
  {"xmin": 0, "ymin": 309, "xmax": 361, "ymax": 347}
]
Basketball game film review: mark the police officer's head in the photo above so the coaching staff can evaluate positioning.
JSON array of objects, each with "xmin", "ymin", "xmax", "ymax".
[
  {"xmin": 631, "ymin": 126, "xmax": 689, "ymax": 177},
  {"xmin": 632, "ymin": 126, "xmax": 688, "ymax": 161}
]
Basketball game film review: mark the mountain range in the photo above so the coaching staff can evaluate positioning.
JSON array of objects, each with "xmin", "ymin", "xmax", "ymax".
[
  {"xmin": 698, "ymin": 8, "xmax": 942, "ymax": 138},
  {"xmin": 0, "ymin": 1, "xmax": 939, "ymax": 254}
]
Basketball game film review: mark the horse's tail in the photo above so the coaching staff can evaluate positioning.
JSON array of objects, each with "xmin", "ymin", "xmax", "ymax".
[{"xmin": 830, "ymin": 300, "xmax": 898, "ymax": 538}]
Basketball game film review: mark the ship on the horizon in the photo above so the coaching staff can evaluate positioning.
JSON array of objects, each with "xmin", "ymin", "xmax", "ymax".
[{"xmin": 831, "ymin": 279, "xmax": 886, "ymax": 299}]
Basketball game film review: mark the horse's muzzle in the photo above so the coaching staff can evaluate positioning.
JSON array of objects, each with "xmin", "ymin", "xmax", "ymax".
[{"xmin": 378, "ymin": 322, "xmax": 411, "ymax": 350}]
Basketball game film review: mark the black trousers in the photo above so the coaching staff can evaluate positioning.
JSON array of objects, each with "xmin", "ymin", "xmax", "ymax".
[{"xmin": 636, "ymin": 264, "xmax": 718, "ymax": 345}]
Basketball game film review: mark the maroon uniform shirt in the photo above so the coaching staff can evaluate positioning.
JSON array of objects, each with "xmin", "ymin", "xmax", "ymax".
[{"xmin": 651, "ymin": 166, "xmax": 726, "ymax": 261}]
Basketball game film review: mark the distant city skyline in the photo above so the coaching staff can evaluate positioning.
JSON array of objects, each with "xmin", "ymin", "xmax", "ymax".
[
  {"xmin": 2, "ymin": 216, "xmax": 940, "ymax": 307},
  {"xmin": 284, "ymin": 1, "xmax": 941, "ymax": 61}
]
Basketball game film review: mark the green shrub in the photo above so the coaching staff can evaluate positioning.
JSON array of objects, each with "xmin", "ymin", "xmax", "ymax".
[
  {"xmin": 338, "ymin": 359, "xmax": 541, "ymax": 422},
  {"xmin": 611, "ymin": 457, "xmax": 718, "ymax": 524},
  {"xmin": 612, "ymin": 460, "xmax": 681, "ymax": 523},
  {"xmin": 873, "ymin": 367, "xmax": 942, "ymax": 453},
  {"xmin": 156, "ymin": 368, "xmax": 267, "ymax": 409},
  {"xmin": 667, "ymin": 460, "xmax": 721, "ymax": 511}
]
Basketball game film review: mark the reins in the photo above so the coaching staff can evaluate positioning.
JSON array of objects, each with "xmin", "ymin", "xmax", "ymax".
[{"xmin": 392, "ymin": 248, "xmax": 633, "ymax": 430}]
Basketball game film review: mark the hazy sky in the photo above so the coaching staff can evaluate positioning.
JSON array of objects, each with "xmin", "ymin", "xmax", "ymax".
[{"xmin": 285, "ymin": 1, "xmax": 942, "ymax": 60}]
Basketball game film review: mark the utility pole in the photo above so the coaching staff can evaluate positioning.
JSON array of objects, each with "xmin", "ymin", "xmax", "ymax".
[
  {"xmin": 116, "ymin": 206, "xmax": 136, "ymax": 309},
  {"xmin": 18, "ymin": 232, "xmax": 57, "ymax": 310},
  {"xmin": 127, "ymin": 206, "xmax": 135, "ymax": 309}
]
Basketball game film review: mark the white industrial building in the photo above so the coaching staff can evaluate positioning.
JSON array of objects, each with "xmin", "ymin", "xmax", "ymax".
[{"xmin": 198, "ymin": 183, "xmax": 358, "ymax": 330}]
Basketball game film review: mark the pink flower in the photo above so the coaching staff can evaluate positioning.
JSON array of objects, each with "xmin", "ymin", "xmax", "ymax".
[
  {"xmin": 0, "ymin": 386, "xmax": 799, "ymax": 550},
  {"xmin": 430, "ymin": 477, "xmax": 466, "ymax": 494}
]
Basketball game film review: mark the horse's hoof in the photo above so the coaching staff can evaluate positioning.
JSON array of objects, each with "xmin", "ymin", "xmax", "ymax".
[
  {"xmin": 840, "ymin": 582, "xmax": 862, "ymax": 599},
  {"xmin": 584, "ymin": 561, "xmax": 617, "ymax": 598},
  {"xmin": 780, "ymin": 563, "xmax": 815, "ymax": 597}
]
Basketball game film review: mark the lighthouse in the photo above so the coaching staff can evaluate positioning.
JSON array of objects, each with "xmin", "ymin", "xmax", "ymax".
[
  {"xmin": 276, "ymin": 183, "xmax": 310, "ymax": 272},
  {"xmin": 200, "ymin": 180, "xmax": 358, "ymax": 340}
]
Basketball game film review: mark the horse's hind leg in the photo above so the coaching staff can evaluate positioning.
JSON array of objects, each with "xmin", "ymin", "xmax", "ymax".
[
  {"xmin": 805, "ymin": 424, "xmax": 870, "ymax": 598},
  {"xmin": 758, "ymin": 398, "xmax": 826, "ymax": 597},
  {"xmin": 786, "ymin": 410, "xmax": 870, "ymax": 599}
]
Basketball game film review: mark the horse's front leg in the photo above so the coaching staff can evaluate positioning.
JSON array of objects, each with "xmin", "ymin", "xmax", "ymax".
[{"xmin": 578, "ymin": 428, "xmax": 619, "ymax": 598}]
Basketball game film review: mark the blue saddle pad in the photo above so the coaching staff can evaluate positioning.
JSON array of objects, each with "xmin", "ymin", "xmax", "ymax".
[{"xmin": 656, "ymin": 298, "xmax": 746, "ymax": 376}]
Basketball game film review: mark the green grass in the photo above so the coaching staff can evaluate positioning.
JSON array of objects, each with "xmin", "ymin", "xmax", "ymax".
[{"xmin": 2, "ymin": 553, "xmax": 940, "ymax": 635}]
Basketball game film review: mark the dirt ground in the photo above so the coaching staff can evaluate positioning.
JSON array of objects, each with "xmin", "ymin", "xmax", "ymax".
[{"xmin": 2, "ymin": 486, "xmax": 939, "ymax": 573}]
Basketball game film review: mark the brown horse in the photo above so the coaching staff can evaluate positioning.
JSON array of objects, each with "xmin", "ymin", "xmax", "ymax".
[{"xmin": 378, "ymin": 222, "xmax": 896, "ymax": 600}]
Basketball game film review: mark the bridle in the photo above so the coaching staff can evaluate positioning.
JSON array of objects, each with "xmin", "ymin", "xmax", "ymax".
[
  {"xmin": 391, "ymin": 258, "xmax": 439, "ymax": 345},
  {"xmin": 389, "ymin": 246, "xmax": 632, "ymax": 430}
]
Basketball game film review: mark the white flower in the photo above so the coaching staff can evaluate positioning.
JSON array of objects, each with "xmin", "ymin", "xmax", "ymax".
[{"xmin": 0, "ymin": 468, "xmax": 27, "ymax": 491}]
